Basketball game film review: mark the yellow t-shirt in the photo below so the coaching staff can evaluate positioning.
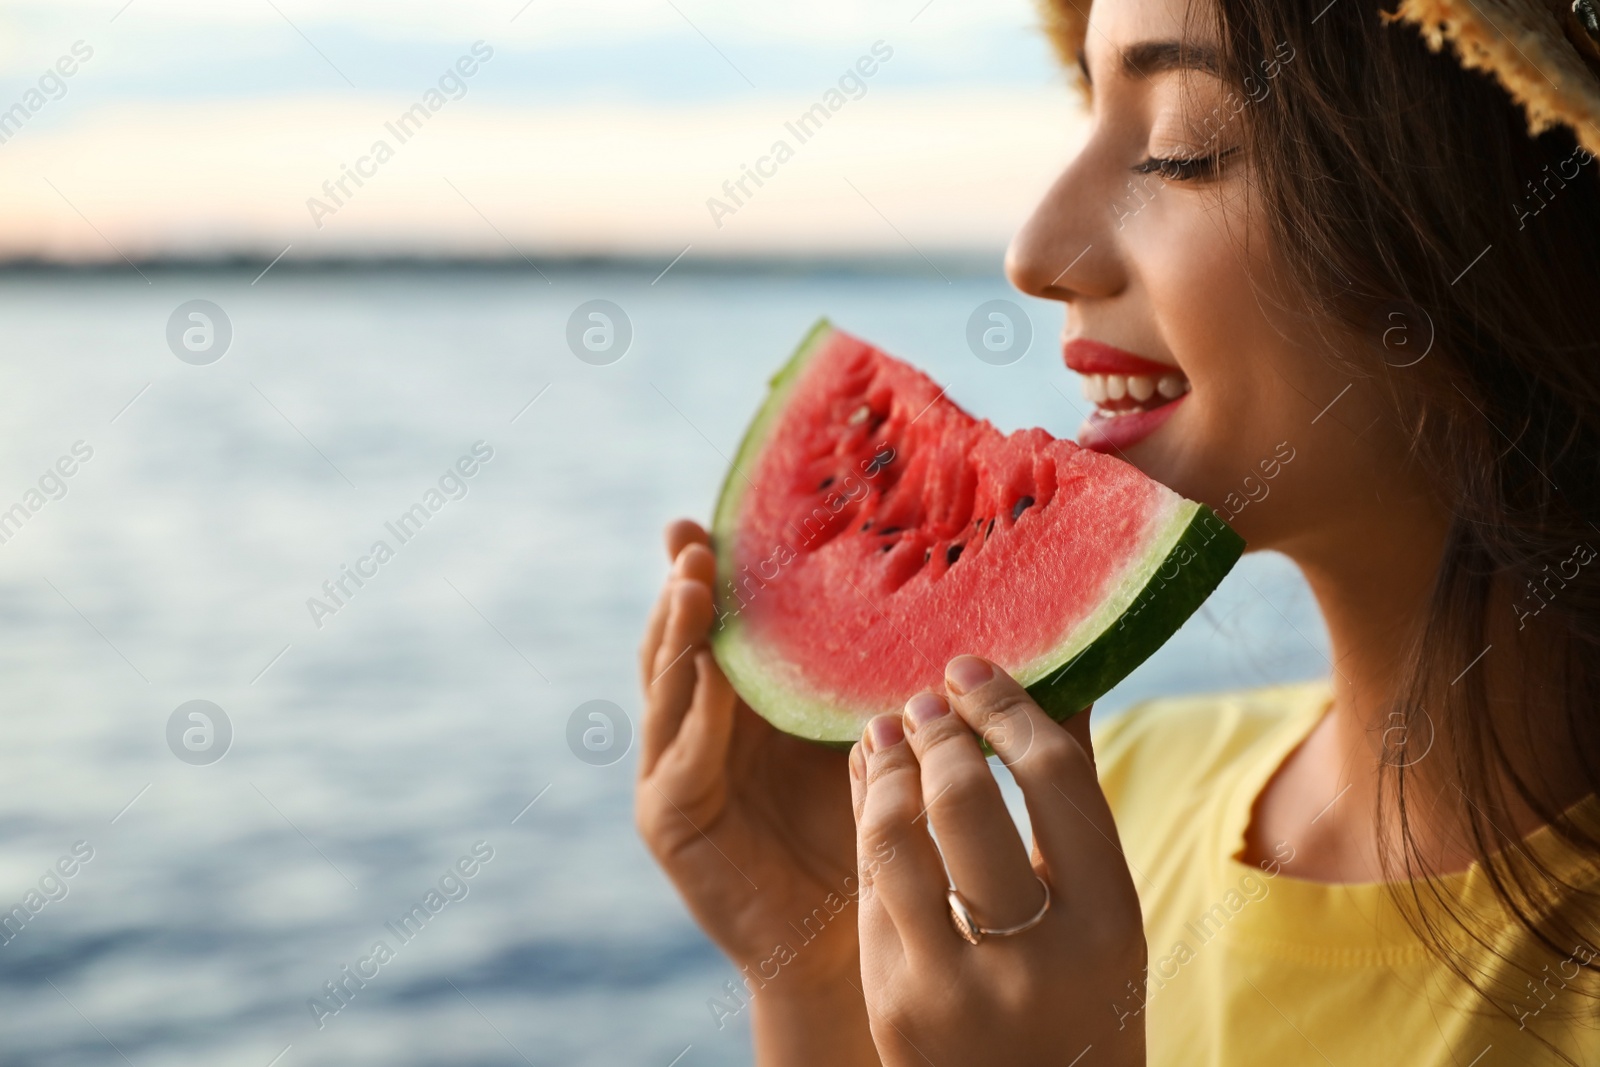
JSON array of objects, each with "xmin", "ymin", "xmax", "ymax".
[{"xmin": 1092, "ymin": 680, "xmax": 1600, "ymax": 1066}]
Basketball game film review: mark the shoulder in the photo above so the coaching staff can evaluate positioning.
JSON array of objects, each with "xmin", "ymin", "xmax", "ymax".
[{"xmin": 1090, "ymin": 680, "xmax": 1331, "ymax": 811}]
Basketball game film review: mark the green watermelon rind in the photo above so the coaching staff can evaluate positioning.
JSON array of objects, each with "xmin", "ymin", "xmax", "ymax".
[
  {"xmin": 709, "ymin": 317, "xmax": 836, "ymax": 550},
  {"xmin": 1019, "ymin": 500, "xmax": 1244, "ymax": 721},
  {"xmin": 709, "ymin": 319, "xmax": 1246, "ymax": 747}
]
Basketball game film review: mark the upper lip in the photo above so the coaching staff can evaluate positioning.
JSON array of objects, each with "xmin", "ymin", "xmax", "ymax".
[{"xmin": 1062, "ymin": 338, "xmax": 1182, "ymax": 378}]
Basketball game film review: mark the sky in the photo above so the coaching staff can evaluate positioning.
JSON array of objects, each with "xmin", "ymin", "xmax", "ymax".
[{"xmin": 0, "ymin": 0, "xmax": 1089, "ymax": 262}]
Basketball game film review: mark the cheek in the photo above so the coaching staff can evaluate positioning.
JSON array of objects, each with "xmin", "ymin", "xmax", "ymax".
[{"xmin": 1121, "ymin": 189, "xmax": 1371, "ymax": 546}]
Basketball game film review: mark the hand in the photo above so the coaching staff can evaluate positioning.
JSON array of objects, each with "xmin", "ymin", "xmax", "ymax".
[
  {"xmin": 849, "ymin": 655, "xmax": 1147, "ymax": 1067},
  {"xmin": 635, "ymin": 520, "xmax": 878, "ymax": 1065}
]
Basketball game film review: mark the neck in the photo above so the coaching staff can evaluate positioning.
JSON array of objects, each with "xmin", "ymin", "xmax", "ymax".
[
  {"xmin": 1295, "ymin": 530, "xmax": 1438, "ymax": 740},
  {"xmin": 1244, "ymin": 488, "xmax": 1451, "ymax": 880},
  {"xmin": 1248, "ymin": 494, "xmax": 1590, "ymax": 882}
]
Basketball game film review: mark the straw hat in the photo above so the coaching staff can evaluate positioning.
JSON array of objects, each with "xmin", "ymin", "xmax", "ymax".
[{"xmin": 1037, "ymin": 0, "xmax": 1600, "ymax": 156}]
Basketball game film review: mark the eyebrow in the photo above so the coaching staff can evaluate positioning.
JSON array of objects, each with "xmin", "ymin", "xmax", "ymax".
[{"xmin": 1078, "ymin": 39, "xmax": 1224, "ymax": 86}]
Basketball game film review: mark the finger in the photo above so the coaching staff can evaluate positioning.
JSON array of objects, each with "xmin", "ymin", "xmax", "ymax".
[
  {"xmin": 664, "ymin": 518, "xmax": 709, "ymax": 561},
  {"xmin": 674, "ymin": 542, "xmax": 716, "ymax": 585},
  {"xmin": 638, "ymin": 543, "xmax": 718, "ymax": 687},
  {"xmin": 639, "ymin": 579, "xmax": 715, "ymax": 777},
  {"xmin": 849, "ymin": 742, "xmax": 867, "ymax": 823},
  {"xmin": 638, "ymin": 582, "xmax": 673, "ymax": 686},
  {"xmin": 650, "ymin": 652, "xmax": 736, "ymax": 815},
  {"xmin": 1060, "ymin": 704, "xmax": 1096, "ymax": 766},
  {"xmin": 644, "ymin": 546, "xmax": 717, "ymax": 693},
  {"xmin": 638, "ymin": 536, "xmax": 716, "ymax": 683},
  {"xmin": 852, "ymin": 715, "xmax": 954, "ymax": 951},
  {"xmin": 943, "ymin": 656, "xmax": 1129, "ymax": 903},
  {"xmin": 900, "ymin": 691, "xmax": 1041, "ymax": 928}
]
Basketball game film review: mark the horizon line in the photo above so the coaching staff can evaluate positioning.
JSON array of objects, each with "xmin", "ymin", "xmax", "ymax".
[{"xmin": 0, "ymin": 250, "xmax": 1009, "ymax": 277}]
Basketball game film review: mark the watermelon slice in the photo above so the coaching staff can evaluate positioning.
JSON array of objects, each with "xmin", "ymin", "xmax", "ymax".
[{"xmin": 710, "ymin": 320, "xmax": 1244, "ymax": 746}]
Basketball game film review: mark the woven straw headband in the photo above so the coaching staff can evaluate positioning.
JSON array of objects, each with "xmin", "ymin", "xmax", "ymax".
[{"xmin": 1037, "ymin": 0, "xmax": 1600, "ymax": 156}]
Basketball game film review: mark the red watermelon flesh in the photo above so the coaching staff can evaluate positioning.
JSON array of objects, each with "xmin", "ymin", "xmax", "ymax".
[{"xmin": 710, "ymin": 320, "xmax": 1243, "ymax": 745}]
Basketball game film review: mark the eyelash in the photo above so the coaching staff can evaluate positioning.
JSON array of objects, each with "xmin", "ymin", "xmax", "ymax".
[{"xmin": 1133, "ymin": 146, "xmax": 1239, "ymax": 182}]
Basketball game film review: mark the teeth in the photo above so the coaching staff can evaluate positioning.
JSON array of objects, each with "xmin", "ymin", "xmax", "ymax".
[{"xmin": 1082, "ymin": 369, "xmax": 1190, "ymax": 408}]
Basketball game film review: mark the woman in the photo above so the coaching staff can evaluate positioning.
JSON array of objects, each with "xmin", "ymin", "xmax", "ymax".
[{"xmin": 636, "ymin": 0, "xmax": 1600, "ymax": 1061}]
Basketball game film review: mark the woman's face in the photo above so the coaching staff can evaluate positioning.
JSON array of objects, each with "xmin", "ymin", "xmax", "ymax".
[{"xmin": 1007, "ymin": 0, "xmax": 1417, "ymax": 554}]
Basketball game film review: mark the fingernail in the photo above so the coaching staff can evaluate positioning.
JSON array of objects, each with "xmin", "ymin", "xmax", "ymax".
[
  {"xmin": 849, "ymin": 742, "xmax": 865, "ymax": 779},
  {"xmin": 946, "ymin": 655, "xmax": 994, "ymax": 695},
  {"xmin": 904, "ymin": 691, "xmax": 949, "ymax": 729},
  {"xmin": 867, "ymin": 714, "xmax": 904, "ymax": 752}
]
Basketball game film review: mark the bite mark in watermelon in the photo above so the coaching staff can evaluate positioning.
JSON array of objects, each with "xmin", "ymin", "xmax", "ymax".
[{"xmin": 710, "ymin": 320, "xmax": 1244, "ymax": 746}]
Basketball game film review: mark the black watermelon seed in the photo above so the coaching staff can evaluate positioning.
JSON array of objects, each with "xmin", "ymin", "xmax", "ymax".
[
  {"xmin": 985, "ymin": 518, "xmax": 996, "ymax": 539},
  {"xmin": 880, "ymin": 544, "xmax": 892, "ymax": 553},
  {"xmin": 923, "ymin": 549, "xmax": 932, "ymax": 563},
  {"xmin": 946, "ymin": 544, "xmax": 964, "ymax": 565},
  {"xmin": 819, "ymin": 476, "xmax": 835, "ymax": 490},
  {"xmin": 860, "ymin": 521, "xmax": 873, "ymax": 532},
  {"xmin": 1012, "ymin": 495, "xmax": 1036, "ymax": 521},
  {"xmin": 878, "ymin": 526, "xmax": 903, "ymax": 537}
]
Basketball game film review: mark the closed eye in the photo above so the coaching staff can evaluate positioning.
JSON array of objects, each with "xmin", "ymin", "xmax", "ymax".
[{"xmin": 1132, "ymin": 146, "xmax": 1239, "ymax": 182}]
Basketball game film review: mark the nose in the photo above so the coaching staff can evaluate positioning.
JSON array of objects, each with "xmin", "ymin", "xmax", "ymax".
[{"xmin": 1005, "ymin": 147, "xmax": 1123, "ymax": 304}]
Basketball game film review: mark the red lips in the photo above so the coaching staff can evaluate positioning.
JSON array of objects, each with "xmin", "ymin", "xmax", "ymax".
[
  {"xmin": 1062, "ymin": 338, "xmax": 1181, "ymax": 377},
  {"xmin": 1079, "ymin": 398, "xmax": 1188, "ymax": 454},
  {"xmin": 1062, "ymin": 338, "xmax": 1190, "ymax": 454}
]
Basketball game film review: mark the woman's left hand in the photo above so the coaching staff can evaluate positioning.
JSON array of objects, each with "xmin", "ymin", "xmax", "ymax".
[{"xmin": 848, "ymin": 654, "xmax": 1147, "ymax": 1067}]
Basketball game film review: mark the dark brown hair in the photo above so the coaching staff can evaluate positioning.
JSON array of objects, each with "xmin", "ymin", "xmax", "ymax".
[
  {"xmin": 1198, "ymin": 0, "xmax": 1600, "ymax": 1050},
  {"xmin": 1040, "ymin": 0, "xmax": 1600, "ymax": 1050}
]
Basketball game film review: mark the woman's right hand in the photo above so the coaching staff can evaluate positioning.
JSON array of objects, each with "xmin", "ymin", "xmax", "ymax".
[{"xmin": 635, "ymin": 520, "xmax": 877, "ymax": 1065}]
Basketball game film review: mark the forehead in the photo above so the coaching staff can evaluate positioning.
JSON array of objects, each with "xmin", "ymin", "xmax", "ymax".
[
  {"xmin": 1081, "ymin": 0, "xmax": 1223, "ymax": 78},
  {"xmin": 1089, "ymin": 0, "xmax": 1194, "ymax": 39}
]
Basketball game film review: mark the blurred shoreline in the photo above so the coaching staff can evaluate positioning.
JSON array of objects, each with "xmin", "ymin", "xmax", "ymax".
[{"xmin": 0, "ymin": 251, "xmax": 1008, "ymax": 278}]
